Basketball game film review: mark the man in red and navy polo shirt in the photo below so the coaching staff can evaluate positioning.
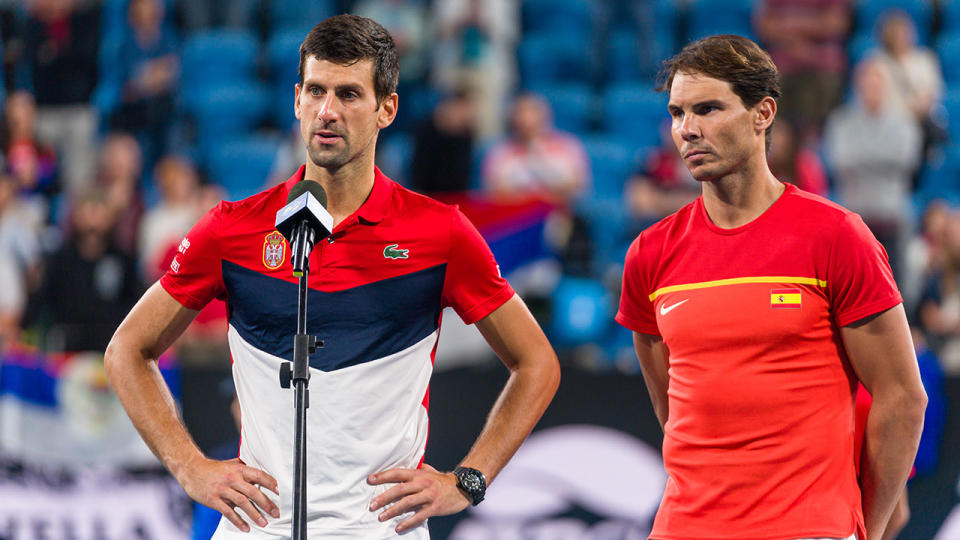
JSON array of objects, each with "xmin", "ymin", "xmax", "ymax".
[{"xmin": 105, "ymin": 15, "xmax": 560, "ymax": 540}]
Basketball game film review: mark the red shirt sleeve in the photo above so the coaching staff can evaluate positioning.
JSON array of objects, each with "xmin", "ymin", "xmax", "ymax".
[
  {"xmin": 616, "ymin": 234, "xmax": 660, "ymax": 335},
  {"xmin": 159, "ymin": 203, "xmax": 227, "ymax": 311},
  {"xmin": 441, "ymin": 207, "xmax": 515, "ymax": 324},
  {"xmin": 827, "ymin": 213, "xmax": 902, "ymax": 327}
]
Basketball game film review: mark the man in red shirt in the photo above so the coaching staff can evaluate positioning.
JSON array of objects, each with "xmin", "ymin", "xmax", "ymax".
[{"xmin": 616, "ymin": 35, "xmax": 926, "ymax": 540}]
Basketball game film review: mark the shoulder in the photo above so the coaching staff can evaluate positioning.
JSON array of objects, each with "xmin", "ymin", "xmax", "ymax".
[
  {"xmin": 214, "ymin": 182, "xmax": 289, "ymax": 226},
  {"xmin": 779, "ymin": 186, "xmax": 871, "ymax": 241}
]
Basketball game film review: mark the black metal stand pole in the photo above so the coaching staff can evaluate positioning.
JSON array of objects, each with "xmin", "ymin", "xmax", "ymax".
[{"xmin": 279, "ymin": 221, "xmax": 320, "ymax": 540}]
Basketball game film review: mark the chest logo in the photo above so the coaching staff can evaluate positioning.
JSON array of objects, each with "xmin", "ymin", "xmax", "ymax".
[
  {"xmin": 659, "ymin": 299, "xmax": 688, "ymax": 316},
  {"xmin": 263, "ymin": 231, "xmax": 286, "ymax": 269},
  {"xmin": 383, "ymin": 244, "xmax": 409, "ymax": 260},
  {"xmin": 770, "ymin": 288, "xmax": 802, "ymax": 309}
]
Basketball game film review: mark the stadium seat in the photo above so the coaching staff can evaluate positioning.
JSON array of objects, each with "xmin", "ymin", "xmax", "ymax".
[
  {"xmin": 550, "ymin": 276, "xmax": 613, "ymax": 347},
  {"xmin": 602, "ymin": 83, "xmax": 669, "ymax": 148},
  {"xmin": 848, "ymin": 30, "xmax": 877, "ymax": 66},
  {"xmin": 522, "ymin": 0, "xmax": 597, "ymax": 35},
  {"xmin": 266, "ymin": 27, "xmax": 306, "ymax": 89},
  {"xmin": 376, "ymin": 133, "xmax": 414, "ymax": 187},
  {"xmin": 580, "ymin": 135, "xmax": 640, "ymax": 200},
  {"xmin": 190, "ymin": 82, "xmax": 271, "ymax": 156},
  {"xmin": 268, "ymin": 0, "xmax": 335, "ymax": 34},
  {"xmin": 518, "ymin": 32, "xmax": 596, "ymax": 86},
  {"xmin": 686, "ymin": 0, "xmax": 755, "ymax": 43},
  {"xmin": 937, "ymin": 35, "xmax": 960, "ymax": 85},
  {"xmin": 181, "ymin": 29, "xmax": 259, "ymax": 101},
  {"xmin": 915, "ymin": 144, "xmax": 960, "ymax": 209},
  {"xmin": 206, "ymin": 136, "xmax": 282, "ymax": 201},
  {"xmin": 526, "ymin": 83, "xmax": 594, "ymax": 133}
]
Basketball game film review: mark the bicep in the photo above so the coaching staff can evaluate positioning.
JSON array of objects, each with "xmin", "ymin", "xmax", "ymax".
[
  {"xmin": 474, "ymin": 294, "xmax": 555, "ymax": 371},
  {"xmin": 111, "ymin": 281, "xmax": 200, "ymax": 360},
  {"xmin": 839, "ymin": 304, "xmax": 921, "ymax": 397}
]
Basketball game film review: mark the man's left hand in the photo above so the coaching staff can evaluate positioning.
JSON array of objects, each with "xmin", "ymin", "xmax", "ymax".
[{"xmin": 367, "ymin": 463, "xmax": 471, "ymax": 533}]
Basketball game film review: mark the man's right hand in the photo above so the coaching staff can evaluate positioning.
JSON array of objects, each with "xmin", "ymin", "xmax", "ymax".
[{"xmin": 178, "ymin": 457, "xmax": 280, "ymax": 533}]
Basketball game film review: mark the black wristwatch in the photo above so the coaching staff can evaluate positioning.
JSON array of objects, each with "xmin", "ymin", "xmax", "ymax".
[{"xmin": 452, "ymin": 466, "xmax": 486, "ymax": 506}]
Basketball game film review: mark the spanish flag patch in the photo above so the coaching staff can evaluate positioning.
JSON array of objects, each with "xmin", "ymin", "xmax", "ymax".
[{"xmin": 770, "ymin": 288, "xmax": 801, "ymax": 309}]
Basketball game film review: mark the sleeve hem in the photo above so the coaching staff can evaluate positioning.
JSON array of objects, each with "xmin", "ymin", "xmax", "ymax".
[
  {"xmin": 159, "ymin": 276, "xmax": 208, "ymax": 311},
  {"xmin": 835, "ymin": 294, "xmax": 903, "ymax": 327},
  {"xmin": 458, "ymin": 284, "xmax": 516, "ymax": 325},
  {"xmin": 615, "ymin": 311, "xmax": 661, "ymax": 336}
]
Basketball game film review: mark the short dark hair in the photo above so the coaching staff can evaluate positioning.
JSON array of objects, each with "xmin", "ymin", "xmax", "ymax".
[
  {"xmin": 657, "ymin": 35, "xmax": 781, "ymax": 150},
  {"xmin": 298, "ymin": 14, "xmax": 399, "ymax": 104}
]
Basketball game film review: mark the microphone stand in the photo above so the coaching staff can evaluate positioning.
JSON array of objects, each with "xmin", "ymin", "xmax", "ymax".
[{"xmin": 279, "ymin": 220, "xmax": 322, "ymax": 540}]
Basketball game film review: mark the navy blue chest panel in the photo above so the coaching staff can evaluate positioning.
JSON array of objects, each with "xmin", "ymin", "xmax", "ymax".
[{"xmin": 222, "ymin": 260, "xmax": 445, "ymax": 371}]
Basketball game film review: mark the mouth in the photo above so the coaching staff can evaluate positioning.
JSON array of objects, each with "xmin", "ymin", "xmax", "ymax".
[
  {"xmin": 313, "ymin": 131, "xmax": 342, "ymax": 145},
  {"xmin": 683, "ymin": 149, "xmax": 709, "ymax": 160}
]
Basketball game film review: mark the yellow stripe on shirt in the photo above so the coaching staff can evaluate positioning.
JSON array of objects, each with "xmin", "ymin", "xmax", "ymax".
[{"xmin": 649, "ymin": 276, "xmax": 827, "ymax": 301}]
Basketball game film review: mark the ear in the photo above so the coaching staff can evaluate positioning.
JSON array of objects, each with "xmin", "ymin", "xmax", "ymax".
[
  {"xmin": 377, "ymin": 93, "xmax": 398, "ymax": 129},
  {"xmin": 294, "ymin": 84, "xmax": 302, "ymax": 120},
  {"xmin": 754, "ymin": 96, "xmax": 776, "ymax": 134}
]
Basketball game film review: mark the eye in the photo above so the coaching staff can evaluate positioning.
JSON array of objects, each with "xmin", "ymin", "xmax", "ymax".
[
  {"xmin": 309, "ymin": 86, "xmax": 322, "ymax": 97},
  {"xmin": 695, "ymin": 104, "xmax": 718, "ymax": 115}
]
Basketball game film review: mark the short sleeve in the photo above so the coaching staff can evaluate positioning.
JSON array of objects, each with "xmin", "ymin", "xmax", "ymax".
[
  {"xmin": 159, "ymin": 203, "xmax": 226, "ymax": 310},
  {"xmin": 828, "ymin": 213, "xmax": 902, "ymax": 327},
  {"xmin": 616, "ymin": 234, "xmax": 660, "ymax": 335},
  {"xmin": 442, "ymin": 207, "xmax": 515, "ymax": 324}
]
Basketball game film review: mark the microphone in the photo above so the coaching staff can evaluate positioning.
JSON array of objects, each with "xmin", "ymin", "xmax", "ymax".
[{"xmin": 275, "ymin": 180, "xmax": 334, "ymax": 277}]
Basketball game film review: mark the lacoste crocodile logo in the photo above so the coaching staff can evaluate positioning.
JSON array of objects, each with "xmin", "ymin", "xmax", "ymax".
[{"xmin": 383, "ymin": 244, "xmax": 409, "ymax": 259}]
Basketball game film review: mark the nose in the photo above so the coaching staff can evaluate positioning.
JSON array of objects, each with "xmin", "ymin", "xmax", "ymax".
[
  {"xmin": 676, "ymin": 113, "xmax": 700, "ymax": 141},
  {"xmin": 317, "ymin": 93, "xmax": 338, "ymax": 123}
]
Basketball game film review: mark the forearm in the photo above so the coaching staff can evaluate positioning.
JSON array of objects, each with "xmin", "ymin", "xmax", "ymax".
[
  {"xmin": 458, "ymin": 357, "xmax": 559, "ymax": 483},
  {"xmin": 860, "ymin": 390, "xmax": 926, "ymax": 540},
  {"xmin": 105, "ymin": 340, "xmax": 206, "ymax": 482}
]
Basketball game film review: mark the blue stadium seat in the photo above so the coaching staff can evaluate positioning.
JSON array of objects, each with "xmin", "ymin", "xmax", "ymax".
[
  {"xmin": 190, "ymin": 82, "xmax": 270, "ymax": 155},
  {"xmin": 848, "ymin": 31, "xmax": 877, "ymax": 66},
  {"xmin": 937, "ymin": 35, "xmax": 960, "ymax": 85},
  {"xmin": 575, "ymin": 196, "xmax": 632, "ymax": 271},
  {"xmin": 522, "ymin": 0, "xmax": 597, "ymax": 35},
  {"xmin": 206, "ymin": 136, "xmax": 282, "ymax": 201},
  {"xmin": 686, "ymin": 0, "xmax": 755, "ymax": 42},
  {"xmin": 181, "ymin": 30, "xmax": 259, "ymax": 101},
  {"xmin": 855, "ymin": 0, "xmax": 932, "ymax": 46},
  {"xmin": 550, "ymin": 276, "xmax": 613, "ymax": 347},
  {"xmin": 527, "ymin": 83, "xmax": 594, "ymax": 133},
  {"xmin": 376, "ymin": 133, "xmax": 414, "ymax": 187},
  {"xmin": 916, "ymin": 144, "xmax": 960, "ymax": 209},
  {"xmin": 518, "ymin": 32, "xmax": 596, "ymax": 86},
  {"xmin": 266, "ymin": 27, "xmax": 306, "ymax": 89},
  {"xmin": 268, "ymin": 0, "xmax": 335, "ymax": 34},
  {"xmin": 607, "ymin": 30, "xmax": 644, "ymax": 83},
  {"xmin": 580, "ymin": 135, "xmax": 640, "ymax": 200},
  {"xmin": 602, "ymin": 83, "xmax": 669, "ymax": 148}
]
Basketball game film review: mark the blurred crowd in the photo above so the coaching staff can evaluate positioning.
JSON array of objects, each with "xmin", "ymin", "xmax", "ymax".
[{"xmin": 1, "ymin": 0, "xmax": 960, "ymax": 377}]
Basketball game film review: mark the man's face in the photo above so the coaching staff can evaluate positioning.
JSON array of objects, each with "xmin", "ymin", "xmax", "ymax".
[
  {"xmin": 294, "ymin": 57, "xmax": 396, "ymax": 172},
  {"xmin": 667, "ymin": 71, "xmax": 762, "ymax": 182}
]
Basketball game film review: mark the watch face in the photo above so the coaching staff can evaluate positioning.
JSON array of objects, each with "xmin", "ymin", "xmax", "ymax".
[{"xmin": 462, "ymin": 473, "xmax": 481, "ymax": 491}]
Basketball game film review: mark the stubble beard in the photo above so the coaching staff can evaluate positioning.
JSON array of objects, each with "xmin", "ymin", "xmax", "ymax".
[{"xmin": 307, "ymin": 139, "xmax": 351, "ymax": 171}]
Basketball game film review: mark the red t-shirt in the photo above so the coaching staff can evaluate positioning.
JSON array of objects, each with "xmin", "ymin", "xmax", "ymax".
[{"xmin": 616, "ymin": 183, "xmax": 901, "ymax": 539}]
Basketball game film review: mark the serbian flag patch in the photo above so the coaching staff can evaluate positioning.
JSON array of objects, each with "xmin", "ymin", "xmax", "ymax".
[{"xmin": 771, "ymin": 288, "xmax": 802, "ymax": 309}]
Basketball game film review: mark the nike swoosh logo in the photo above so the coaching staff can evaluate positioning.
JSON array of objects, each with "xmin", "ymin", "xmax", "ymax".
[{"xmin": 659, "ymin": 299, "xmax": 688, "ymax": 316}]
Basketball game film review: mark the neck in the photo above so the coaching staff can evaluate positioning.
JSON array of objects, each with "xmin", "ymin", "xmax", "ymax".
[
  {"xmin": 303, "ymin": 155, "xmax": 376, "ymax": 228},
  {"xmin": 700, "ymin": 152, "xmax": 784, "ymax": 229}
]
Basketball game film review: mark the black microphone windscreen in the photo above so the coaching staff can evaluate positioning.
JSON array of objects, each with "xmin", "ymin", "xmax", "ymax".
[{"xmin": 287, "ymin": 180, "xmax": 327, "ymax": 208}]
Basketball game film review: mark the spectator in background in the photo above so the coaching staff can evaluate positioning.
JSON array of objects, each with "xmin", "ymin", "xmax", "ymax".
[
  {"xmin": 874, "ymin": 10, "xmax": 946, "ymax": 167},
  {"xmin": 767, "ymin": 118, "xmax": 829, "ymax": 197},
  {"xmin": 0, "ymin": 169, "xmax": 41, "ymax": 347},
  {"xmin": 754, "ymin": 0, "xmax": 851, "ymax": 140},
  {"xmin": 354, "ymin": 0, "xmax": 429, "ymax": 86},
  {"xmin": 432, "ymin": 0, "xmax": 518, "ymax": 139},
  {"xmin": 110, "ymin": 0, "xmax": 179, "ymax": 166},
  {"xmin": 96, "ymin": 133, "xmax": 145, "ymax": 256},
  {"xmin": 918, "ymin": 208, "xmax": 960, "ymax": 374},
  {"xmin": 138, "ymin": 155, "xmax": 201, "ymax": 281},
  {"xmin": 410, "ymin": 88, "xmax": 475, "ymax": 194},
  {"xmin": 18, "ymin": 0, "xmax": 99, "ymax": 194},
  {"xmin": 483, "ymin": 92, "xmax": 592, "ymax": 275},
  {"xmin": 824, "ymin": 58, "xmax": 921, "ymax": 284},
  {"xmin": 30, "ymin": 189, "xmax": 141, "ymax": 352},
  {"xmin": 624, "ymin": 120, "xmax": 699, "ymax": 230},
  {"xmin": 1, "ymin": 90, "xmax": 57, "ymax": 198},
  {"xmin": 483, "ymin": 93, "xmax": 589, "ymax": 204}
]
